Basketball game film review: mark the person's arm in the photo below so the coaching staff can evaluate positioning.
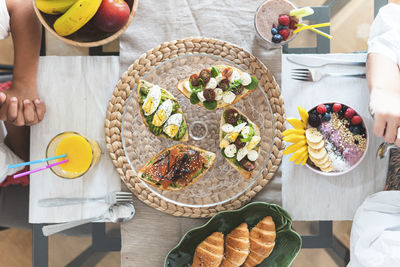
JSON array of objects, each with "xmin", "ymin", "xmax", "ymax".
[
  {"xmin": 367, "ymin": 53, "xmax": 400, "ymax": 145},
  {"xmin": 0, "ymin": 0, "xmax": 46, "ymax": 126}
]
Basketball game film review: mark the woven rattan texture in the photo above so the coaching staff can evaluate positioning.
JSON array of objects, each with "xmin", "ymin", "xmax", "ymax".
[{"xmin": 105, "ymin": 37, "xmax": 285, "ymax": 218}]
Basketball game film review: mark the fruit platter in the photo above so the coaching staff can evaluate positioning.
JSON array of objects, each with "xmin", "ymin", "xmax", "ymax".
[
  {"xmin": 284, "ymin": 103, "xmax": 368, "ymax": 175},
  {"xmin": 33, "ymin": 0, "xmax": 138, "ymax": 46},
  {"xmin": 121, "ymin": 54, "xmax": 275, "ymax": 207}
]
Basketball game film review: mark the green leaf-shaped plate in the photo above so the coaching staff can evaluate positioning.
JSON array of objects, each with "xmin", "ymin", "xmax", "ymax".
[{"xmin": 165, "ymin": 202, "xmax": 301, "ymax": 267}]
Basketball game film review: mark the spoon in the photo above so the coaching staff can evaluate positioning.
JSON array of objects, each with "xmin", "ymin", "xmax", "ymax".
[
  {"xmin": 42, "ymin": 203, "xmax": 135, "ymax": 236},
  {"xmin": 376, "ymin": 142, "xmax": 397, "ymax": 159}
]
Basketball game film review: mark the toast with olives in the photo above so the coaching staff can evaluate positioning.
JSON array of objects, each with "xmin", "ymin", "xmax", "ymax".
[
  {"xmin": 137, "ymin": 80, "xmax": 188, "ymax": 142},
  {"xmin": 137, "ymin": 144, "xmax": 216, "ymax": 191},
  {"xmin": 176, "ymin": 65, "xmax": 259, "ymax": 110},
  {"xmin": 219, "ymin": 107, "xmax": 261, "ymax": 179}
]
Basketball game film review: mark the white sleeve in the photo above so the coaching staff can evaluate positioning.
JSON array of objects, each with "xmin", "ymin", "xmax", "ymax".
[
  {"xmin": 0, "ymin": 0, "xmax": 9, "ymax": 39},
  {"xmin": 0, "ymin": 122, "xmax": 24, "ymax": 183},
  {"xmin": 368, "ymin": 3, "xmax": 400, "ymax": 65}
]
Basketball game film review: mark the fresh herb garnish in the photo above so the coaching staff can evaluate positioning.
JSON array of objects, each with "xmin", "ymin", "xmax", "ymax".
[
  {"xmin": 211, "ymin": 67, "xmax": 219, "ymax": 78},
  {"xmin": 190, "ymin": 93, "xmax": 200, "ymax": 104},
  {"xmin": 240, "ymin": 124, "xmax": 254, "ymax": 142},
  {"xmin": 190, "ymin": 82, "xmax": 203, "ymax": 93},
  {"xmin": 245, "ymin": 76, "xmax": 258, "ymax": 90},
  {"xmin": 203, "ymin": 100, "xmax": 217, "ymax": 110},
  {"xmin": 228, "ymin": 79, "xmax": 243, "ymax": 91}
]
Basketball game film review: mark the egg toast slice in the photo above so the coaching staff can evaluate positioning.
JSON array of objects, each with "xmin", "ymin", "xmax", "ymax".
[
  {"xmin": 137, "ymin": 80, "xmax": 189, "ymax": 142},
  {"xmin": 177, "ymin": 65, "xmax": 258, "ymax": 110},
  {"xmin": 219, "ymin": 107, "xmax": 261, "ymax": 179},
  {"xmin": 137, "ymin": 144, "xmax": 216, "ymax": 191}
]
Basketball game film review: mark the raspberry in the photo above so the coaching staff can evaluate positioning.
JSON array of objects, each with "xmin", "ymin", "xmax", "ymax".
[
  {"xmin": 351, "ymin": 115, "xmax": 362, "ymax": 125},
  {"xmin": 308, "ymin": 114, "xmax": 321, "ymax": 128},
  {"xmin": 278, "ymin": 15, "xmax": 290, "ymax": 26},
  {"xmin": 289, "ymin": 19, "xmax": 297, "ymax": 30},
  {"xmin": 279, "ymin": 29, "xmax": 290, "ymax": 41},
  {"xmin": 332, "ymin": 103, "xmax": 342, "ymax": 112},
  {"xmin": 345, "ymin": 108, "xmax": 355, "ymax": 119},
  {"xmin": 317, "ymin": 104, "xmax": 326, "ymax": 114}
]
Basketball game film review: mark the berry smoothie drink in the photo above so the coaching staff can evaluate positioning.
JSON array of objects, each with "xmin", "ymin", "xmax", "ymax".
[{"xmin": 255, "ymin": 0, "xmax": 299, "ymax": 46}]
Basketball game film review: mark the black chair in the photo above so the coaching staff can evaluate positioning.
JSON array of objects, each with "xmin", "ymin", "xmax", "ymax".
[{"xmin": 0, "ymin": 64, "xmax": 13, "ymax": 83}]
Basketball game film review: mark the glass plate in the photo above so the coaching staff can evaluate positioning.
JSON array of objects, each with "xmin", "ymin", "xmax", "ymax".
[{"xmin": 121, "ymin": 54, "xmax": 274, "ymax": 208}]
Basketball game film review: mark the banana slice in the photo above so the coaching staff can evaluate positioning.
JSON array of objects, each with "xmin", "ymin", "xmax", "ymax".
[
  {"xmin": 321, "ymin": 165, "xmax": 334, "ymax": 172},
  {"xmin": 308, "ymin": 146, "xmax": 327, "ymax": 160},
  {"xmin": 305, "ymin": 128, "xmax": 323, "ymax": 143},
  {"xmin": 318, "ymin": 160, "xmax": 333, "ymax": 169},
  {"xmin": 308, "ymin": 140, "xmax": 325, "ymax": 150}
]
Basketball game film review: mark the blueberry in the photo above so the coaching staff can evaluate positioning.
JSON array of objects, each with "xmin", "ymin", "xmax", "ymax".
[
  {"xmin": 359, "ymin": 126, "xmax": 366, "ymax": 135},
  {"xmin": 341, "ymin": 105, "xmax": 348, "ymax": 112},
  {"xmin": 271, "ymin": 28, "xmax": 278, "ymax": 35},
  {"xmin": 322, "ymin": 113, "xmax": 331, "ymax": 122},
  {"xmin": 338, "ymin": 110, "xmax": 344, "ymax": 117},
  {"xmin": 325, "ymin": 104, "xmax": 332, "ymax": 113},
  {"xmin": 272, "ymin": 34, "xmax": 283, "ymax": 43},
  {"xmin": 278, "ymin": 24, "xmax": 287, "ymax": 31},
  {"xmin": 349, "ymin": 125, "xmax": 354, "ymax": 133},
  {"xmin": 351, "ymin": 126, "xmax": 360, "ymax": 135}
]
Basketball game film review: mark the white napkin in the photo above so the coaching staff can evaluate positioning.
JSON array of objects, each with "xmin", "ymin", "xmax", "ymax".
[
  {"xmin": 281, "ymin": 53, "xmax": 388, "ymax": 220},
  {"xmin": 348, "ymin": 191, "xmax": 400, "ymax": 267},
  {"xmin": 0, "ymin": 121, "xmax": 24, "ymax": 183}
]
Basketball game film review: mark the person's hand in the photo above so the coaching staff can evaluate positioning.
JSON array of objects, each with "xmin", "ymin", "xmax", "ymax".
[
  {"xmin": 0, "ymin": 86, "xmax": 46, "ymax": 126},
  {"xmin": 370, "ymin": 87, "xmax": 400, "ymax": 146}
]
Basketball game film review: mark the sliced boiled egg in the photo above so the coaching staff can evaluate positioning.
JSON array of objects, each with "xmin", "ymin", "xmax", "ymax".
[
  {"xmin": 229, "ymin": 70, "xmax": 241, "ymax": 82},
  {"xmin": 215, "ymin": 88, "xmax": 223, "ymax": 101},
  {"xmin": 248, "ymin": 135, "xmax": 261, "ymax": 150},
  {"xmin": 152, "ymin": 99, "xmax": 173, "ymax": 126},
  {"xmin": 221, "ymin": 123, "xmax": 234, "ymax": 133},
  {"xmin": 163, "ymin": 113, "xmax": 183, "ymax": 138},
  {"xmin": 224, "ymin": 144, "xmax": 237, "ymax": 158},
  {"xmin": 237, "ymin": 146, "xmax": 248, "ymax": 161},
  {"xmin": 247, "ymin": 150, "xmax": 259, "ymax": 161},
  {"xmin": 222, "ymin": 91, "xmax": 236, "ymax": 104},
  {"xmin": 143, "ymin": 85, "xmax": 161, "ymax": 116},
  {"xmin": 241, "ymin": 72, "xmax": 252, "ymax": 86},
  {"xmin": 226, "ymin": 122, "xmax": 247, "ymax": 143},
  {"xmin": 206, "ymin": 78, "xmax": 217, "ymax": 89},
  {"xmin": 241, "ymin": 126, "xmax": 250, "ymax": 139},
  {"xmin": 220, "ymin": 139, "xmax": 230, "ymax": 149}
]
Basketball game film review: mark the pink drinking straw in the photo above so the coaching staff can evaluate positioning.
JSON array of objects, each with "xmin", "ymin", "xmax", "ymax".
[{"xmin": 13, "ymin": 159, "xmax": 69, "ymax": 179}]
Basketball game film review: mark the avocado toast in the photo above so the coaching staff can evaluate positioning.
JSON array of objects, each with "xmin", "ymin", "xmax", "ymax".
[{"xmin": 137, "ymin": 80, "xmax": 188, "ymax": 141}]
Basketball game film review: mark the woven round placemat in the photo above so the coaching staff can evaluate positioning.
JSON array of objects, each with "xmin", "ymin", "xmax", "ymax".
[{"xmin": 105, "ymin": 37, "xmax": 285, "ymax": 218}]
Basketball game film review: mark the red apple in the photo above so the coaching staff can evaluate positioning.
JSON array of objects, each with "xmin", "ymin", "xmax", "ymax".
[{"xmin": 93, "ymin": 0, "xmax": 131, "ymax": 33}]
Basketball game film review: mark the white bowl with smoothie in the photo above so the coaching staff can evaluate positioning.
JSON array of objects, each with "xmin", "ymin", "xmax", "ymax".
[{"xmin": 255, "ymin": 0, "xmax": 301, "ymax": 48}]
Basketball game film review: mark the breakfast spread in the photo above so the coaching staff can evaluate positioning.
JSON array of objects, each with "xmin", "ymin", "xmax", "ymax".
[
  {"xmin": 192, "ymin": 232, "xmax": 225, "ymax": 267},
  {"xmin": 177, "ymin": 65, "xmax": 258, "ymax": 110},
  {"xmin": 192, "ymin": 216, "xmax": 276, "ymax": 267},
  {"xmin": 219, "ymin": 108, "xmax": 261, "ymax": 179},
  {"xmin": 220, "ymin": 223, "xmax": 250, "ymax": 267},
  {"xmin": 284, "ymin": 104, "xmax": 367, "ymax": 173},
  {"xmin": 138, "ymin": 80, "xmax": 188, "ymax": 142},
  {"xmin": 137, "ymin": 144, "xmax": 216, "ymax": 191},
  {"xmin": 255, "ymin": 0, "xmax": 299, "ymax": 44}
]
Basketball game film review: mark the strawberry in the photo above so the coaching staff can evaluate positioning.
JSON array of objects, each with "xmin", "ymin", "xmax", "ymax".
[
  {"xmin": 278, "ymin": 14, "xmax": 290, "ymax": 26},
  {"xmin": 279, "ymin": 29, "xmax": 290, "ymax": 41},
  {"xmin": 289, "ymin": 19, "xmax": 297, "ymax": 30},
  {"xmin": 345, "ymin": 108, "xmax": 355, "ymax": 119},
  {"xmin": 351, "ymin": 115, "xmax": 362, "ymax": 125},
  {"xmin": 317, "ymin": 104, "xmax": 326, "ymax": 114},
  {"xmin": 332, "ymin": 103, "xmax": 342, "ymax": 112}
]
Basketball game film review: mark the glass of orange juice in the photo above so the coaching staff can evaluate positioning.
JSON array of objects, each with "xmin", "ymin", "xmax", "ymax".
[{"xmin": 46, "ymin": 132, "xmax": 101, "ymax": 179}]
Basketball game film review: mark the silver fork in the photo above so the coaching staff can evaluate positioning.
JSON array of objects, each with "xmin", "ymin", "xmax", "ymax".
[
  {"xmin": 291, "ymin": 68, "xmax": 366, "ymax": 82},
  {"xmin": 38, "ymin": 191, "xmax": 133, "ymax": 207}
]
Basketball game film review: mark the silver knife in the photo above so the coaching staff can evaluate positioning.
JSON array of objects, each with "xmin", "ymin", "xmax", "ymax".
[{"xmin": 287, "ymin": 55, "xmax": 366, "ymax": 68}]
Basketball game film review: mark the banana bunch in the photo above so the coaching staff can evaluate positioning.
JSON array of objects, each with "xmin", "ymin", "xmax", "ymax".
[
  {"xmin": 36, "ymin": 0, "xmax": 102, "ymax": 36},
  {"xmin": 283, "ymin": 106, "xmax": 309, "ymax": 165}
]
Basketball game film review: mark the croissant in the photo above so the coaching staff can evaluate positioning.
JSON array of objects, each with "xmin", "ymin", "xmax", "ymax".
[
  {"xmin": 242, "ymin": 216, "xmax": 276, "ymax": 267},
  {"xmin": 220, "ymin": 222, "xmax": 250, "ymax": 267},
  {"xmin": 192, "ymin": 232, "xmax": 224, "ymax": 267}
]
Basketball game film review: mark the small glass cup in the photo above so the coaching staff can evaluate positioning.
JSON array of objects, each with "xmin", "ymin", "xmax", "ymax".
[
  {"xmin": 46, "ymin": 132, "xmax": 101, "ymax": 179},
  {"xmin": 254, "ymin": 0, "xmax": 301, "ymax": 50}
]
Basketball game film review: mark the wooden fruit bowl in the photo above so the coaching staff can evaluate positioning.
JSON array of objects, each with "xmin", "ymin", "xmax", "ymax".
[{"xmin": 32, "ymin": 0, "xmax": 138, "ymax": 47}]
